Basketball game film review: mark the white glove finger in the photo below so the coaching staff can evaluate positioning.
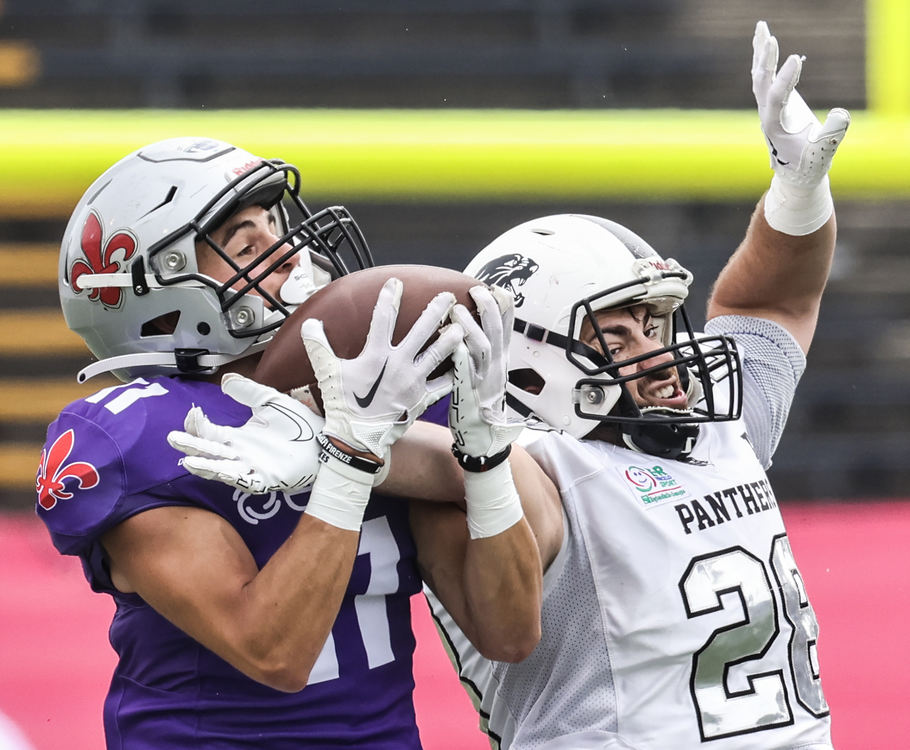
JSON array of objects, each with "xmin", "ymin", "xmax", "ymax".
[
  {"xmin": 426, "ymin": 370, "xmax": 456, "ymax": 405},
  {"xmin": 178, "ymin": 455, "xmax": 223, "ymax": 482},
  {"xmin": 181, "ymin": 405, "xmax": 238, "ymax": 446},
  {"xmin": 472, "ymin": 285, "xmax": 514, "ymax": 377},
  {"xmin": 751, "ymin": 21, "xmax": 777, "ymax": 97},
  {"xmin": 471, "ymin": 286, "xmax": 508, "ymax": 353},
  {"xmin": 181, "ymin": 456, "xmax": 269, "ymax": 494},
  {"xmin": 751, "ymin": 21, "xmax": 771, "ymax": 68},
  {"xmin": 451, "ymin": 303, "xmax": 489, "ymax": 377},
  {"xmin": 487, "ymin": 284, "xmax": 516, "ymax": 322},
  {"xmin": 770, "ymin": 54, "xmax": 806, "ymax": 126},
  {"xmin": 398, "ymin": 290, "xmax": 457, "ymax": 357},
  {"xmin": 447, "ymin": 340, "xmax": 474, "ymax": 411},
  {"xmin": 167, "ymin": 429, "xmax": 240, "ymax": 461},
  {"xmin": 300, "ymin": 318, "xmax": 337, "ymax": 384},
  {"xmin": 361, "ymin": 277, "xmax": 404, "ymax": 355},
  {"xmin": 448, "ymin": 339, "xmax": 497, "ymax": 458},
  {"xmin": 450, "ymin": 301, "xmax": 479, "ymax": 331},
  {"xmin": 181, "ymin": 455, "xmax": 245, "ymax": 482},
  {"xmin": 470, "ymin": 285, "xmax": 505, "ymax": 329},
  {"xmin": 450, "ymin": 339, "xmax": 472, "ymax": 384},
  {"xmin": 182, "ymin": 404, "xmax": 206, "ymax": 434},
  {"xmin": 415, "ymin": 321, "xmax": 464, "ymax": 379},
  {"xmin": 814, "ymin": 107, "xmax": 851, "ymax": 144},
  {"xmin": 221, "ymin": 372, "xmax": 283, "ymax": 409},
  {"xmin": 300, "ymin": 317, "xmax": 331, "ymax": 352}
]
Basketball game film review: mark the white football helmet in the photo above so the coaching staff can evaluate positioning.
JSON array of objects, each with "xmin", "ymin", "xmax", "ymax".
[
  {"xmin": 465, "ymin": 214, "xmax": 742, "ymax": 458},
  {"xmin": 59, "ymin": 137, "xmax": 372, "ymax": 383}
]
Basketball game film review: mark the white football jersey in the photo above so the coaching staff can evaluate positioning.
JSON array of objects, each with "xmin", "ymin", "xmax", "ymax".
[{"xmin": 426, "ymin": 317, "xmax": 832, "ymax": 749}]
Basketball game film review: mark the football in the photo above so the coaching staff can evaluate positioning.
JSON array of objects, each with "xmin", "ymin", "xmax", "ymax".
[{"xmin": 254, "ymin": 264, "xmax": 484, "ymax": 406}]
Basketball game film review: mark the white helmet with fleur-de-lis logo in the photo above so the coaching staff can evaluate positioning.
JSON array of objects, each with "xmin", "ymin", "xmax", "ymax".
[{"xmin": 59, "ymin": 137, "xmax": 373, "ymax": 383}]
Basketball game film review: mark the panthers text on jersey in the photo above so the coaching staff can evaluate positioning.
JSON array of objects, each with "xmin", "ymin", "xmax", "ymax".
[{"xmin": 37, "ymin": 376, "xmax": 423, "ymax": 749}]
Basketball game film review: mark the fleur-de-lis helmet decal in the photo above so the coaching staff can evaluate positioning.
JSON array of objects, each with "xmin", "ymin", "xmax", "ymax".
[{"xmin": 69, "ymin": 210, "xmax": 137, "ymax": 309}]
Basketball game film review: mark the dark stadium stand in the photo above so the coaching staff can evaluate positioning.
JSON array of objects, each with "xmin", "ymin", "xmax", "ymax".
[{"xmin": 0, "ymin": 0, "xmax": 863, "ymax": 110}]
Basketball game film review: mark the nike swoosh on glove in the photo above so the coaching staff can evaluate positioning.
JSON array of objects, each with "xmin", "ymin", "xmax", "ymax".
[
  {"xmin": 301, "ymin": 276, "xmax": 464, "ymax": 461},
  {"xmin": 167, "ymin": 373, "xmax": 324, "ymax": 495}
]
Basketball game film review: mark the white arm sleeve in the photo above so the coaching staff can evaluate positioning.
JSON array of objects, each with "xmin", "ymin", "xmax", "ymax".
[{"xmin": 704, "ymin": 315, "xmax": 806, "ymax": 469}]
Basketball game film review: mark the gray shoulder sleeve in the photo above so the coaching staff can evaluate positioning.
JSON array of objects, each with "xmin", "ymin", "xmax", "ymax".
[{"xmin": 704, "ymin": 315, "xmax": 806, "ymax": 469}]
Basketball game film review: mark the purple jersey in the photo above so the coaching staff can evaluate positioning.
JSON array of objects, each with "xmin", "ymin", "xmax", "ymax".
[{"xmin": 36, "ymin": 376, "xmax": 423, "ymax": 749}]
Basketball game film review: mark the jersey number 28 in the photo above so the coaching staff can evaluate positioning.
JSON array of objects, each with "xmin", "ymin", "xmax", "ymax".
[{"xmin": 679, "ymin": 534, "xmax": 829, "ymax": 741}]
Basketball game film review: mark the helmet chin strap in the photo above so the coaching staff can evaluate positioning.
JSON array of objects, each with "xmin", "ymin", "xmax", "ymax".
[
  {"xmin": 279, "ymin": 252, "xmax": 332, "ymax": 305},
  {"xmin": 621, "ymin": 418, "xmax": 699, "ymax": 460},
  {"xmin": 76, "ymin": 257, "xmax": 327, "ymax": 384},
  {"xmin": 75, "ymin": 343, "xmax": 269, "ymax": 383},
  {"xmin": 615, "ymin": 367, "xmax": 702, "ymax": 459}
]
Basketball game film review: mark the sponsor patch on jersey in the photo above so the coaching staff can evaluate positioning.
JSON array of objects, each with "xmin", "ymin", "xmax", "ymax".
[{"xmin": 618, "ymin": 464, "xmax": 691, "ymax": 507}]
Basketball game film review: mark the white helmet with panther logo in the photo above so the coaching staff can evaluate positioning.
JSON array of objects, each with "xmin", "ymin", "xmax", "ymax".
[
  {"xmin": 465, "ymin": 214, "xmax": 742, "ymax": 458},
  {"xmin": 59, "ymin": 137, "xmax": 372, "ymax": 383}
]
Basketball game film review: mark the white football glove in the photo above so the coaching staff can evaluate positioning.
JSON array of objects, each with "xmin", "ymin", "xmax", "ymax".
[
  {"xmin": 167, "ymin": 373, "xmax": 324, "ymax": 495},
  {"xmin": 301, "ymin": 276, "xmax": 463, "ymax": 463},
  {"xmin": 449, "ymin": 285, "xmax": 526, "ymax": 539},
  {"xmin": 449, "ymin": 285, "xmax": 525, "ymax": 467},
  {"xmin": 751, "ymin": 20, "xmax": 850, "ymax": 235}
]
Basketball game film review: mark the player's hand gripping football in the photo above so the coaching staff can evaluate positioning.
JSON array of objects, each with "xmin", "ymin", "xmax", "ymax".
[
  {"xmin": 167, "ymin": 373, "xmax": 324, "ymax": 495},
  {"xmin": 751, "ymin": 20, "xmax": 850, "ymax": 235},
  {"xmin": 448, "ymin": 285, "xmax": 525, "ymax": 469},
  {"xmin": 301, "ymin": 276, "xmax": 463, "ymax": 467},
  {"xmin": 448, "ymin": 285, "xmax": 526, "ymax": 539}
]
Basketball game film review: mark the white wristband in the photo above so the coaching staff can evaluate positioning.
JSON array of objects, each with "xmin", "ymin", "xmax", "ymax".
[
  {"xmin": 463, "ymin": 461, "xmax": 524, "ymax": 540},
  {"xmin": 304, "ymin": 456, "xmax": 373, "ymax": 531},
  {"xmin": 764, "ymin": 174, "xmax": 833, "ymax": 236}
]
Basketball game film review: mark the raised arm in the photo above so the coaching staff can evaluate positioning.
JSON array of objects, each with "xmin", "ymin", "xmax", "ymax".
[{"xmin": 706, "ymin": 21, "xmax": 850, "ymax": 354}]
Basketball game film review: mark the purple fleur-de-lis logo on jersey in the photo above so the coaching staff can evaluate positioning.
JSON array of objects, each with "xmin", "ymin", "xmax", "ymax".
[
  {"xmin": 36, "ymin": 429, "xmax": 100, "ymax": 511},
  {"xmin": 70, "ymin": 209, "xmax": 137, "ymax": 309}
]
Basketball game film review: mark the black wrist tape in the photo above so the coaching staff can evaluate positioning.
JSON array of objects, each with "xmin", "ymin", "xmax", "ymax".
[
  {"xmin": 451, "ymin": 444, "xmax": 512, "ymax": 473},
  {"xmin": 317, "ymin": 434, "xmax": 383, "ymax": 475}
]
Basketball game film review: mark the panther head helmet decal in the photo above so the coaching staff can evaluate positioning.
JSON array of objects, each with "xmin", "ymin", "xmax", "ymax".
[{"xmin": 472, "ymin": 253, "xmax": 539, "ymax": 307}]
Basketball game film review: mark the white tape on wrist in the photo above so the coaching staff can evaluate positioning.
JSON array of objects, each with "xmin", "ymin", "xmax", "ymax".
[
  {"xmin": 463, "ymin": 461, "xmax": 524, "ymax": 540},
  {"xmin": 764, "ymin": 174, "xmax": 833, "ymax": 236},
  {"xmin": 304, "ymin": 455, "xmax": 373, "ymax": 531}
]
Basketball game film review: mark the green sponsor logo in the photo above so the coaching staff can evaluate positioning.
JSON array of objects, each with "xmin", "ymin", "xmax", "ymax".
[{"xmin": 624, "ymin": 465, "xmax": 686, "ymax": 505}]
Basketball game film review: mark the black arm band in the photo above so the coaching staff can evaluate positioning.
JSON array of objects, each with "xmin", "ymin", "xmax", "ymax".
[
  {"xmin": 317, "ymin": 434, "xmax": 383, "ymax": 475},
  {"xmin": 451, "ymin": 444, "xmax": 512, "ymax": 473}
]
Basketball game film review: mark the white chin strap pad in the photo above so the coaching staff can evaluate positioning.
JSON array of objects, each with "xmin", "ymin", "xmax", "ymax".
[{"xmin": 279, "ymin": 253, "xmax": 322, "ymax": 305}]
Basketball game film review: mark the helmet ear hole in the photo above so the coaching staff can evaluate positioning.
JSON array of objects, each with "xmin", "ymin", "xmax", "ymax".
[
  {"xmin": 509, "ymin": 368, "xmax": 545, "ymax": 395},
  {"xmin": 140, "ymin": 311, "xmax": 181, "ymax": 337}
]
